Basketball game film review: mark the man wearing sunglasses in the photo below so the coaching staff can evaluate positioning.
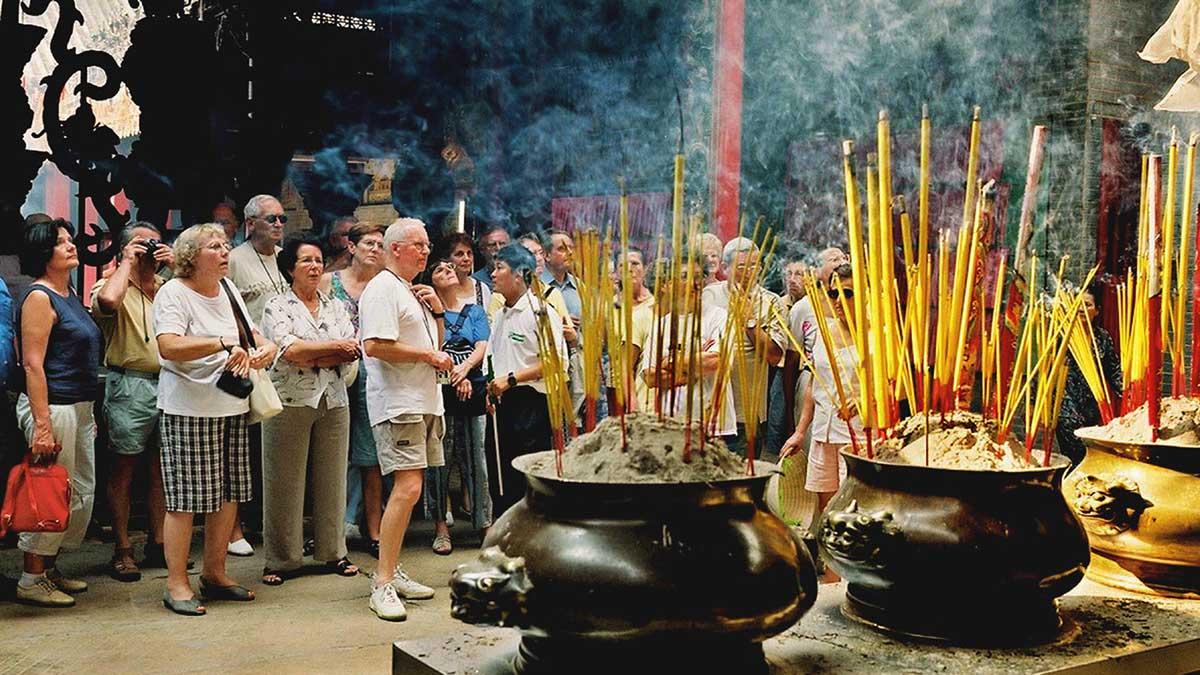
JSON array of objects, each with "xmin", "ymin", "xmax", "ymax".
[
  {"xmin": 229, "ymin": 194, "xmax": 288, "ymax": 325},
  {"xmin": 225, "ymin": 193, "xmax": 289, "ymax": 556}
]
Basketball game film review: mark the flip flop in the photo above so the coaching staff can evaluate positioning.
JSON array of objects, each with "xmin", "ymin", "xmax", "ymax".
[
  {"xmin": 162, "ymin": 592, "xmax": 206, "ymax": 616},
  {"xmin": 260, "ymin": 568, "xmax": 301, "ymax": 586},
  {"xmin": 323, "ymin": 557, "xmax": 359, "ymax": 577}
]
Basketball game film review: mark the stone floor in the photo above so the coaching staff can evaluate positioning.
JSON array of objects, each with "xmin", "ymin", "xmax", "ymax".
[{"xmin": 0, "ymin": 521, "xmax": 479, "ymax": 674}]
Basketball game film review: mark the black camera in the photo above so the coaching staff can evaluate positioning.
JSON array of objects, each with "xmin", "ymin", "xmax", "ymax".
[{"xmin": 142, "ymin": 239, "xmax": 160, "ymax": 255}]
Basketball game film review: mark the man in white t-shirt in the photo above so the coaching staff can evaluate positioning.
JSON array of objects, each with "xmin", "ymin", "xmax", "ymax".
[
  {"xmin": 228, "ymin": 194, "xmax": 286, "ymax": 325},
  {"xmin": 701, "ymin": 237, "xmax": 786, "ymax": 460},
  {"xmin": 360, "ymin": 217, "xmax": 452, "ymax": 621}
]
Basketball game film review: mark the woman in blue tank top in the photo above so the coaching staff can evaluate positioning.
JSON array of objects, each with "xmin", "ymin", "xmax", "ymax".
[{"xmin": 11, "ymin": 218, "xmax": 102, "ymax": 609}]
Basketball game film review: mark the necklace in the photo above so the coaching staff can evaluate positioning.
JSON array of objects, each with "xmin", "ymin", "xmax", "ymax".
[{"xmin": 255, "ymin": 247, "xmax": 284, "ymax": 295}]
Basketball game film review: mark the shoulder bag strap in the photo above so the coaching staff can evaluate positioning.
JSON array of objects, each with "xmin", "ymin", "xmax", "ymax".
[
  {"xmin": 475, "ymin": 278, "xmax": 484, "ymax": 305},
  {"xmin": 220, "ymin": 279, "xmax": 257, "ymax": 350}
]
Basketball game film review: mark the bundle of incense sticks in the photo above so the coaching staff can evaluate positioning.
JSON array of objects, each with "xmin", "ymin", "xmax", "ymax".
[
  {"xmin": 529, "ymin": 276, "xmax": 574, "ymax": 476},
  {"xmin": 709, "ymin": 219, "xmax": 777, "ymax": 474},
  {"xmin": 1108, "ymin": 135, "xmax": 1200, "ymax": 439},
  {"xmin": 836, "ymin": 107, "xmax": 1104, "ymax": 466},
  {"xmin": 574, "ymin": 228, "xmax": 611, "ymax": 432}
]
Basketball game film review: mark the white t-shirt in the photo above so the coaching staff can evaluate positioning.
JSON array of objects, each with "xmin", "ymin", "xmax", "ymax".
[
  {"xmin": 638, "ymin": 306, "xmax": 736, "ymax": 437},
  {"xmin": 359, "ymin": 270, "xmax": 444, "ymax": 425},
  {"xmin": 788, "ymin": 295, "xmax": 818, "ymax": 363},
  {"xmin": 154, "ymin": 278, "xmax": 255, "ymax": 418},
  {"xmin": 487, "ymin": 291, "xmax": 567, "ymax": 394},
  {"xmin": 227, "ymin": 241, "xmax": 285, "ymax": 325},
  {"xmin": 701, "ymin": 281, "xmax": 786, "ymax": 425},
  {"xmin": 811, "ymin": 318, "xmax": 864, "ymax": 444}
]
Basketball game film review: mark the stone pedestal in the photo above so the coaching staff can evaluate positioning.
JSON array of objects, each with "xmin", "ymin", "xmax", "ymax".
[{"xmin": 393, "ymin": 579, "xmax": 1200, "ymax": 674}]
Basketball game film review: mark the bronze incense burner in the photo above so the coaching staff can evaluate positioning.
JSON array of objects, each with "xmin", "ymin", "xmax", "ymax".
[
  {"xmin": 450, "ymin": 452, "xmax": 818, "ymax": 675},
  {"xmin": 818, "ymin": 451, "xmax": 1089, "ymax": 645},
  {"xmin": 1069, "ymin": 430, "xmax": 1200, "ymax": 597}
]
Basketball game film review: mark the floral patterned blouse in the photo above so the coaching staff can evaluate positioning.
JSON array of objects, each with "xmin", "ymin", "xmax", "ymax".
[{"xmin": 262, "ymin": 289, "xmax": 356, "ymax": 409}]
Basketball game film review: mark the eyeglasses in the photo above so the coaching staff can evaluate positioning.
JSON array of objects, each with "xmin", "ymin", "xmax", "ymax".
[
  {"xmin": 356, "ymin": 240, "xmax": 384, "ymax": 250},
  {"xmin": 259, "ymin": 214, "xmax": 288, "ymax": 225},
  {"xmin": 296, "ymin": 256, "xmax": 324, "ymax": 266},
  {"xmin": 403, "ymin": 240, "xmax": 431, "ymax": 251},
  {"xmin": 827, "ymin": 288, "xmax": 854, "ymax": 299},
  {"xmin": 204, "ymin": 242, "xmax": 231, "ymax": 252}
]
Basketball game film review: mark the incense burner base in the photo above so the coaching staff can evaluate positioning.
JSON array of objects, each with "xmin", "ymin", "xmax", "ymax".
[
  {"xmin": 1070, "ymin": 430, "xmax": 1200, "ymax": 598},
  {"xmin": 449, "ymin": 452, "xmax": 817, "ymax": 671},
  {"xmin": 817, "ymin": 450, "xmax": 1089, "ymax": 646}
]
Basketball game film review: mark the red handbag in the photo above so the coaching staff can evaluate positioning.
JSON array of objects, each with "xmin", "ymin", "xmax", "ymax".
[{"xmin": 0, "ymin": 455, "xmax": 71, "ymax": 537}]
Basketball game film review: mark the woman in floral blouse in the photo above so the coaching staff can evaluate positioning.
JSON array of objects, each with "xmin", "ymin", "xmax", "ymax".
[{"xmin": 260, "ymin": 235, "xmax": 360, "ymax": 585}]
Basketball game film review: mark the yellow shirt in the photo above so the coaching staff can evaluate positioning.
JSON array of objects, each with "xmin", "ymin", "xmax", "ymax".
[
  {"xmin": 91, "ymin": 275, "xmax": 165, "ymax": 373},
  {"xmin": 488, "ymin": 286, "xmax": 570, "ymax": 326}
]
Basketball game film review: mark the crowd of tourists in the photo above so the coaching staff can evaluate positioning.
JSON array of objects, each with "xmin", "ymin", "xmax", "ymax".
[{"xmin": 2, "ymin": 195, "xmax": 1116, "ymax": 621}]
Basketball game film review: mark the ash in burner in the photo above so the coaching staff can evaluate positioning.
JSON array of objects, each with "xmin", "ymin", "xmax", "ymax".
[
  {"xmin": 874, "ymin": 411, "xmax": 1040, "ymax": 470},
  {"xmin": 527, "ymin": 412, "xmax": 745, "ymax": 483}
]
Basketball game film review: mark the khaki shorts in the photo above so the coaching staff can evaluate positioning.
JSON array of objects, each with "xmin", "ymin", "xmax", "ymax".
[{"xmin": 372, "ymin": 414, "xmax": 445, "ymax": 474}]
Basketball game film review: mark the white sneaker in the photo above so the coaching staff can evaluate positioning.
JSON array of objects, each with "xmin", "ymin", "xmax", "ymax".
[
  {"xmin": 227, "ymin": 538, "xmax": 254, "ymax": 556},
  {"xmin": 445, "ymin": 510, "xmax": 454, "ymax": 528},
  {"xmin": 345, "ymin": 523, "xmax": 362, "ymax": 541},
  {"xmin": 16, "ymin": 577, "xmax": 75, "ymax": 608},
  {"xmin": 369, "ymin": 580, "xmax": 407, "ymax": 621},
  {"xmin": 390, "ymin": 566, "xmax": 435, "ymax": 600}
]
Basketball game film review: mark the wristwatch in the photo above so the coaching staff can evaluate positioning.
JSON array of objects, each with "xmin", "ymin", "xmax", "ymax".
[{"xmin": 507, "ymin": 372, "xmax": 518, "ymax": 389}]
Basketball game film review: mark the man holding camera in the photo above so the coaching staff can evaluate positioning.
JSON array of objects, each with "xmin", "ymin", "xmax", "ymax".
[{"xmin": 91, "ymin": 222, "xmax": 174, "ymax": 580}]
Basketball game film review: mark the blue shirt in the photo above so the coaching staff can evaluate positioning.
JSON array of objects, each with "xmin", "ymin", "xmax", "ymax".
[
  {"xmin": 472, "ymin": 268, "xmax": 494, "ymax": 290},
  {"xmin": 540, "ymin": 271, "xmax": 581, "ymax": 320},
  {"xmin": 0, "ymin": 282, "xmax": 13, "ymax": 390},
  {"xmin": 16, "ymin": 284, "xmax": 101, "ymax": 404},
  {"xmin": 443, "ymin": 303, "xmax": 490, "ymax": 346}
]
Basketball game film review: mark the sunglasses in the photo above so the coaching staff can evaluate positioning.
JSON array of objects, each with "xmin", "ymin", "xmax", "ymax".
[
  {"xmin": 827, "ymin": 288, "xmax": 854, "ymax": 299},
  {"xmin": 260, "ymin": 214, "xmax": 288, "ymax": 225}
]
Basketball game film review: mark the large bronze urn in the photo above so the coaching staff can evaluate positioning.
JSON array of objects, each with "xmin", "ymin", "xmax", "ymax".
[
  {"xmin": 1069, "ymin": 429, "xmax": 1200, "ymax": 597},
  {"xmin": 817, "ymin": 451, "xmax": 1090, "ymax": 645},
  {"xmin": 450, "ymin": 452, "xmax": 818, "ymax": 675}
]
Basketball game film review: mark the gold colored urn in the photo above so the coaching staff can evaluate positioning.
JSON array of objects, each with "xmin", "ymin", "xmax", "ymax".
[{"xmin": 1069, "ymin": 429, "xmax": 1200, "ymax": 598}]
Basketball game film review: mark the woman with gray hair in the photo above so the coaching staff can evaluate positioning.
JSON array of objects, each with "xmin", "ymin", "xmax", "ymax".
[{"xmin": 154, "ymin": 223, "xmax": 277, "ymax": 615}]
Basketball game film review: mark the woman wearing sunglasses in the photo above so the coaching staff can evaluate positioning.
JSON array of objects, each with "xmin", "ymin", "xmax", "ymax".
[{"xmin": 781, "ymin": 264, "xmax": 863, "ymax": 520}]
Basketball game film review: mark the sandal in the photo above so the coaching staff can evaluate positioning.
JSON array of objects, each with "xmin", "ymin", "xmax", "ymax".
[
  {"xmin": 198, "ymin": 577, "xmax": 255, "ymax": 601},
  {"xmin": 432, "ymin": 533, "xmax": 453, "ymax": 556},
  {"xmin": 261, "ymin": 568, "xmax": 301, "ymax": 586},
  {"xmin": 162, "ymin": 591, "xmax": 206, "ymax": 616},
  {"xmin": 323, "ymin": 557, "xmax": 359, "ymax": 577},
  {"xmin": 110, "ymin": 548, "xmax": 142, "ymax": 582}
]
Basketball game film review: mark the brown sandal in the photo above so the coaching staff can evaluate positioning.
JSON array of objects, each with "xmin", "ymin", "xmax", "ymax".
[{"xmin": 110, "ymin": 548, "xmax": 142, "ymax": 582}]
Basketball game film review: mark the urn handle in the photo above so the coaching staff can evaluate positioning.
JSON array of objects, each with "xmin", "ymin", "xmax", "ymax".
[
  {"xmin": 1070, "ymin": 473, "xmax": 1153, "ymax": 536},
  {"xmin": 450, "ymin": 546, "xmax": 533, "ymax": 627},
  {"xmin": 819, "ymin": 499, "xmax": 902, "ymax": 568}
]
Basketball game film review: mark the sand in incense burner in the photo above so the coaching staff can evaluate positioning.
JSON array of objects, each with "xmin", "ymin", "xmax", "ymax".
[
  {"xmin": 527, "ymin": 412, "xmax": 746, "ymax": 483},
  {"xmin": 1083, "ymin": 396, "xmax": 1200, "ymax": 446},
  {"xmin": 873, "ymin": 410, "xmax": 1040, "ymax": 470}
]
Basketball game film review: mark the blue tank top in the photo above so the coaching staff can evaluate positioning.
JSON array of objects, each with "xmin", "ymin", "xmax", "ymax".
[{"xmin": 16, "ymin": 284, "xmax": 102, "ymax": 404}]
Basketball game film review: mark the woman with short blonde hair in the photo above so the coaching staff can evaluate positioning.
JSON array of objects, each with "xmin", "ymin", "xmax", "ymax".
[{"xmin": 155, "ymin": 224, "xmax": 277, "ymax": 615}]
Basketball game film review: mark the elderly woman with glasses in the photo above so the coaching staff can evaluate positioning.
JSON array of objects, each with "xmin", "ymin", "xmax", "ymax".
[
  {"xmin": 155, "ymin": 223, "xmax": 277, "ymax": 615},
  {"xmin": 259, "ymin": 235, "xmax": 360, "ymax": 585}
]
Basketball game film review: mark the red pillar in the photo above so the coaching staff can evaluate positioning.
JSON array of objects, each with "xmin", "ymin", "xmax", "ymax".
[{"xmin": 711, "ymin": 0, "xmax": 745, "ymax": 242}]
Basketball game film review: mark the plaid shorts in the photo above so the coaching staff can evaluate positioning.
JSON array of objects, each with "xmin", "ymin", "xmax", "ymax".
[{"xmin": 160, "ymin": 413, "xmax": 252, "ymax": 514}]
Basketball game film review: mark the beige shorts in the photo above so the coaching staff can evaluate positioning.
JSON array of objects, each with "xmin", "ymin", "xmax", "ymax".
[
  {"xmin": 372, "ymin": 413, "xmax": 445, "ymax": 474},
  {"xmin": 804, "ymin": 440, "xmax": 847, "ymax": 493}
]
